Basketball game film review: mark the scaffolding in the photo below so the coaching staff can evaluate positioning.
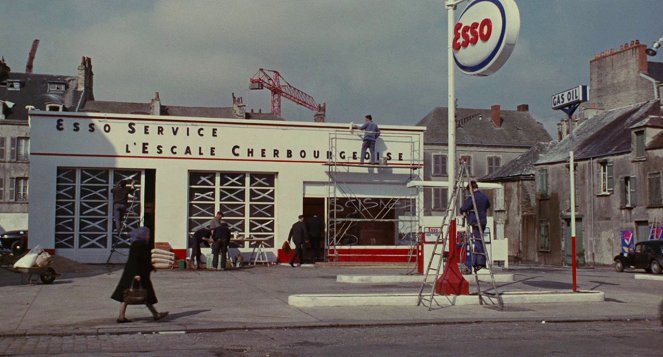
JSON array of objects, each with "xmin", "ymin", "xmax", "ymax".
[{"xmin": 325, "ymin": 129, "xmax": 423, "ymax": 270}]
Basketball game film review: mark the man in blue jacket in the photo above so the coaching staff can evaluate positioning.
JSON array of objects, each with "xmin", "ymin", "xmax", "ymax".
[
  {"xmin": 354, "ymin": 114, "xmax": 380, "ymax": 164},
  {"xmin": 460, "ymin": 180, "xmax": 491, "ymax": 270}
]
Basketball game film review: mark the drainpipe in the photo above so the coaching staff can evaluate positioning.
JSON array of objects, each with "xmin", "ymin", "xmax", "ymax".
[
  {"xmin": 639, "ymin": 72, "xmax": 660, "ymax": 100},
  {"xmin": 590, "ymin": 157, "xmax": 595, "ymax": 267}
]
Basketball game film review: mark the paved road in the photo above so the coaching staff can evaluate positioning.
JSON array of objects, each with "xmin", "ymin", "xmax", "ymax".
[
  {"xmin": 0, "ymin": 258, "xmax": 662, "ymax": 355},
  {"xmin": 1, "ymin": 320, "xmax": 660, "ymax": 356}
]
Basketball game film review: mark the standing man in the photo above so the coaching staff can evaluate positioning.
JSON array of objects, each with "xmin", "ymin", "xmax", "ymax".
[
  {"xmin": 354, "ymin": 114, "xmax": 380, "ymax": 164},
  {"xmin": 111, "ymin": 179, "xmax": 136, "ymax": 233},
  {"xmin": 459, "ymin": 180, "xmax": 491, "ymax": 271},
  {"xmin": 306, "ymin": 214, "xmax": 324, "ymax": 263},
  {"xmin": 212, "ymin": 216, "xmax": 232, "ymax": 270},
  {"xmin": 288, "ymin": 215, "xmax": 308, "ymax": 267},
  {"xmin": 208, "ymin": 211, "xmax": 224, "ymax": 230}
]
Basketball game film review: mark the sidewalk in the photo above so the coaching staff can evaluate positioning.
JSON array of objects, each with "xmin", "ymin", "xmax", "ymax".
[{"xmin": 0, "ymin": 261, "xmax": 661, "ymax": 337}]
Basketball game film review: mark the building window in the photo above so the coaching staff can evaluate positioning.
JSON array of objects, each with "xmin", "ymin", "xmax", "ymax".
[
  {"xmin": 537, "ymin": 168, "xmax": 549, "ymax": 198},
  {"xmin": 538, "ymin": 221, "xmax": 550, "ymax": 251},
  {"xmin": 432, "ymin": 153, "xmax": 447, "ymax": 177},
  {"xmin": 0, "ymin": 137, "xmax": 5, "ymax": 161},
  {"xmin": 11, "ymin": 137, "xmax": 30, "ymax": 162},
  {"xmin": 6, "ymin": 80, "xmax": 21, "ymax": 91},
  {"xmin": 54, "ymin": 168, "xmax": 142, "ymax": 249},
  {"xmin": 487, "ymin": 156, "xmax": 501, "ymax": 175},
  {"xmin": 621, "ymin": 176, "xmax": 636, "ymax": 208},
  {"xmin": 634, "ymin": 130, "xmax": 645, "ymax": 159},
  {"xmin": 9, "ymin": 177, "xmax": 28, "ymax": 201},
  {"xmin": 0, "ymin": 177, "xmax": 4, "ymax": 201},
  {"xmin": 432, "ymin": 187, "xmax": 448, "ymax": 211},
  {"xmin": 47, "ymin": 82, "xmax": 66, "ymax": 93},
  {"xmin": 648, "ymin": 172, "xmax": 662, "ymax": 207},
  {"xmin": 460, "ymin": 155, "xmax": 472, "ymax": 176},
  {"xmin": 188, "ymin": 172, "xmax": 276, "ymax": 248},
  {"xmin": 598, "ymin": 161, "xmax": 614, "ymax": 194}
]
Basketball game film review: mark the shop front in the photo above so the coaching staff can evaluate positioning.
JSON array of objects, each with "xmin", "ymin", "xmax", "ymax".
[{"xmin": 28, "ymin": 111, "xmax": 424, "ymax": 263}]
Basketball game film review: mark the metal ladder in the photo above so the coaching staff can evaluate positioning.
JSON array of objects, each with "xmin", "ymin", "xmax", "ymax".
[{"xmin": 416, "ymin": 160, "xmax": 502, "ymax": 310}]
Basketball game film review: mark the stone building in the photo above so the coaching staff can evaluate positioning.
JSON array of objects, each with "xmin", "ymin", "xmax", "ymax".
[
  {"xmin": 482, "ymin": 142, "xmax": 555, "ymax": 262},
  {"xmin": 533, "ymin": 41, "xmax": 663, "ymax": 266},
  {"xmin": 0, "ymin": 57, "xmax": 93, "ymax": 232},
  {"xmin": 416, "ymin": 104, "xmax": 552, "ymax": 218}
]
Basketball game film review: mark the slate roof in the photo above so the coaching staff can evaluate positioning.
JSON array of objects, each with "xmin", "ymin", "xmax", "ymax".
[
  {"xmin": 482, "ymin": 141, "xmax": 556, "ymax": 182},
  {"xmin": 1, "ymin": 72, "xmax": 81, "ymax": 120},
  {"xmin": 416, "ymin": 107, "xmax": 551, "ymax": 147},
  {"xmin": 536, "ymin": 100, "xmax": 661, "ymax": 165},
  {"xmin": 647, "ymin": 61, "xmax": 663, "ymax": 81},
  {"xmin": 81, "ymin": 100, "xmax": 281, "ymax": 120}
]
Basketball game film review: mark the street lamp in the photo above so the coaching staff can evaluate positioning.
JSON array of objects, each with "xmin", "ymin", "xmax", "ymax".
[{"xmin": 646, "ymin": 37, "xmax": 663, "ymax": 56}]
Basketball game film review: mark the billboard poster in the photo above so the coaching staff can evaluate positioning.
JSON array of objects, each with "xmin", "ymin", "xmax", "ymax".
[
  {"xmin": 650, "ymin": 226, "xmax": 663, "ymax": 240},
  {"xmin": 620, "ymin": 229, "xmax": 634, "ymax": 255}
]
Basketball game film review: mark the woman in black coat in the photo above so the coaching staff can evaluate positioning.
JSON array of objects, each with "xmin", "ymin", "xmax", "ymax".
[{"xmin": 111, "ymin": 227, "xmax": 168, "ymax": 323}]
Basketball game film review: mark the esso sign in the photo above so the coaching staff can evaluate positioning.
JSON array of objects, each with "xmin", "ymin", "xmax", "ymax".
[{"xmin": 453, "ymin": 0, "xmax": 520, "ymax": 76}]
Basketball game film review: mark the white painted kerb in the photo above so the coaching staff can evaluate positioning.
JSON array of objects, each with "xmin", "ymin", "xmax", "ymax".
[{"xmin": 288, "ymin": 290, "xmax": 604, "ymax": 308}]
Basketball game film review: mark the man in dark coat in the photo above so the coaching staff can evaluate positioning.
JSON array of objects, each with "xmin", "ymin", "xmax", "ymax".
[
  {"xmin": 190, "ymin": 227, "xmax": 211, "ymax": 269},
  {"xmin": 212, "ymin": 219, "xmax": 231, "ymax": 270},
  {"xmin": 306, "ymin": 214, "xmax": 324, "ymax": 263},
  {"xmin": 288, "ymin": 215, "xmax": 308, "ymax": 267},
  {"xmin": 460, "ymin": 180, "xmax": 491, "ymax": 270},
  {"xmin": 111, "ymin": 227, "xmax": 168, "ymax": 323}
]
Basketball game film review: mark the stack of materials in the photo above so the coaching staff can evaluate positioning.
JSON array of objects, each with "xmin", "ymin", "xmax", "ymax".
[{"xmin": 151, "ymin": 248, "xmax": 175, "ymax": 269}]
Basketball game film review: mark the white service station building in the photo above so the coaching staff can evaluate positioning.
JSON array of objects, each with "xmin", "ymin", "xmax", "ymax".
[{"xmin": 28, "ymin": 111, "xmax": 425, "ymax": 264}]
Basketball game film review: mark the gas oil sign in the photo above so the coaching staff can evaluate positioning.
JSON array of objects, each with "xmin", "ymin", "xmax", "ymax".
[{"xmin": 453, "ymin": 0, "xmax": 520, "ymax": 76}]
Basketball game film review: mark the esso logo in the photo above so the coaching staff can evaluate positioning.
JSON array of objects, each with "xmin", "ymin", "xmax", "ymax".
[
  {"xmin": 453, "ymin": 18, "xmax": 493, "ymax": 51},
  {"xmin": 453, "ymin": 0, "xmax": 520, "ymax": 76}
]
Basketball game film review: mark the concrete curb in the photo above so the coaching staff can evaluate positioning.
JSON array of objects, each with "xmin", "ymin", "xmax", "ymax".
[
  {"xmin": 336, "ymin": 273, "xmax": 514, "ymax": 284},
  {"xmin": 634, "ymin": 274, "xmax": 663, "ymax": 281},
  {"xmin": 288, "ymin": 290, "xmax": 604, "ymax": 307}
]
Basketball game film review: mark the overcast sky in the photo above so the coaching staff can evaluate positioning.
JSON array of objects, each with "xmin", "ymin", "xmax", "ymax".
[{"xmin": 1, "ymin": 0, "xmax": 661, "ymax": 135}]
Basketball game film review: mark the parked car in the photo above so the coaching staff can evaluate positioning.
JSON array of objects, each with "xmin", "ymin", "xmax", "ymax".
[
  {"xmin": 614, "ymin": 240, "xmax": 663, "ymax": 274},
  {"xmin": 0, "ymin": 230, "xmax": 28, "ymax": 255}
]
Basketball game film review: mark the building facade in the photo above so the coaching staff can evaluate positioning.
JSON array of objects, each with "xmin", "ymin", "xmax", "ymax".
[
  {"xmin": 0, "ymin": 57, "xmax": 92, "ymax": 233},
  {"xmin": 28, "ymin": 110, "xmax": 424, "ymax": 264},
  {"xmin": 416, "ymin": 104, "xmax": 552, "ymax": 225},
  {"xmin": 533, "ymin": 41, "xmax": 663, "ymax": 267}
]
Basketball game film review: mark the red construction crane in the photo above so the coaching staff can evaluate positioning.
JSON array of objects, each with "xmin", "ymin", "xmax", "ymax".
[
  {"xmin": 25, "ymin": 39, "xmax": 40, "ymax": 74},
  {"xmin": 249, "ymin": 68, "xmax": 325, "ymax": 120}
]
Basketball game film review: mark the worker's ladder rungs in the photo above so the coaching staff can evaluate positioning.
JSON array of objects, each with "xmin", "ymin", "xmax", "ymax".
[
  {"xmin": 416, "ymin": 160, "xmax": 503, "ymax": 310},
  {"xmin": 416, "ymin": 166, "xmax": 465, "ymax": 309}
]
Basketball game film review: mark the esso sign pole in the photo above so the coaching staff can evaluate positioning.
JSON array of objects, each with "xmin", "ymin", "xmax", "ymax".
[
  {"xmin": 439, "ymin": 0, "xmax": 519, "ymax": 292},
  {"xmin": 446, "ymin": 0, "xmax": 520, "ymax": 205}
]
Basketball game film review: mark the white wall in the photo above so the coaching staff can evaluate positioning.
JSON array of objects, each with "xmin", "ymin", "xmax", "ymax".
[{"xmin": 28, "ymin": 111, "xmax": 424, "ymax": 262}]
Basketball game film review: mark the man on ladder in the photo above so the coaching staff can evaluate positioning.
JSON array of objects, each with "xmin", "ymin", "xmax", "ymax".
[{"xmin": 460, "ymin": 180, "xmax": 490, "ymax": 272}]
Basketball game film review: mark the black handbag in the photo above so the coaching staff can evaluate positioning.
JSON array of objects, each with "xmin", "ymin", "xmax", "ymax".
[{"xmin": 123, "ymin": 278, "xmax": 147, "ymax": 305}]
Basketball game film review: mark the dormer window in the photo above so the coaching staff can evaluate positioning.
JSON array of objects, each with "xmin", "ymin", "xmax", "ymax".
[
  {"xmin": 6, "ymin": 80, "xmax": 22, "ymax": 91},
  {"xmin": 46, "ymin": 104, "xmax": 64, "ymax": 112},
  {"xmin": 47, "ymin": 81, "xmax": 66, "ymax": 93}
]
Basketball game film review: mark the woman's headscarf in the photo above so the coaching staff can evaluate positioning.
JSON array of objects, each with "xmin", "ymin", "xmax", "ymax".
[{"xmin": 129, "ymin": 227, "xmax": 150, "ymax": 243}]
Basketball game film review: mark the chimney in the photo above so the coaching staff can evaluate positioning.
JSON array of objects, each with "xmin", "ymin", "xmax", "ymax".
[
  {"xmin": 516, "ymin": 104, "xmax": 529, "ymax": 112},
  {"xmin": 150, "ymin": 92, "xmax": 161, "ymax": 115},
  {"xmin": 314, "ymin": 103, "xmax": 326, "ymax": 122},
  {"xmin": 491, "ymin": 104, "xmax": 502, "ymax": 128},
  {"xmin": 77, "ymin": 57, "xmax": 94, "ymax": 100},
  {"xmin": 232, "ymin": 93, "xmax": 246, "ymax": 119}
]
